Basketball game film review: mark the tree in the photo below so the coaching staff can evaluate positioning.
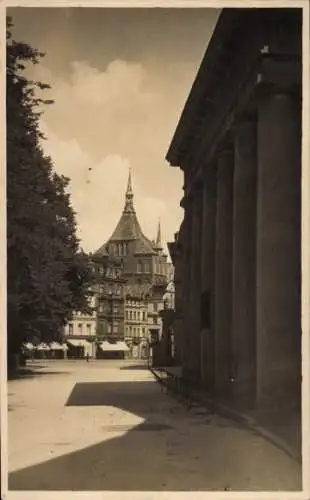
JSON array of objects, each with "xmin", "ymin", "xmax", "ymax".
[{"xmin": 6, "ymin": 17, "xmax": 93, "ymax": 364}]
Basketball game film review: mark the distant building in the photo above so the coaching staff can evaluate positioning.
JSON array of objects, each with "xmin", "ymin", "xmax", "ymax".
[
  {"xmin": 64, "ymin": 292, "xmax": 96, "ymax": 358},
  {"xmin": 64, "ymin": 170, "xmax": 173, "ymax": 358}
]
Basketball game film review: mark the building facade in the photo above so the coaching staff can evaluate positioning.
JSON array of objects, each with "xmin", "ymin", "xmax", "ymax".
[
  {"xmin": 64, "ymin": 170, "xmax": 173, "ymax": 358},
  {"xmin": 166, "ymin": 8, "xmax": 302, "ymax": 447},
  {"xmin": 64, "ymin": 292, "xmax": 97, "ymax": 358}
]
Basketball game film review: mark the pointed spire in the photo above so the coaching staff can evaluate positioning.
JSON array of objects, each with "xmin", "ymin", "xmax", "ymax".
[
  {"xmin": 155, "ymin": 218, "xmax": 163, "ymax": 250},
  {"xmin": 124, "ymin": 167, "xmax": 135, "ymax": 213},
  {"xmin": 126, "ymin": 167, "xmax": 133, "ymax": 196}
]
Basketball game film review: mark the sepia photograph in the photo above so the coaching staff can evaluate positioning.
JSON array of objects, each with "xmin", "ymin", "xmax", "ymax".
[{"xmin": 1, "ymin": 1, "xmax": 309, "ymax": 497}]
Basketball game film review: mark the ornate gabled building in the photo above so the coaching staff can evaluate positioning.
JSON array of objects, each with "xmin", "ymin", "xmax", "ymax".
[
  {"xmin": 94, "ymin": 170, "xmax": 169, "ymax": 287},
  {"xmin": 92, "ymin": 169, "xmax": 172, "ymax": 352}
]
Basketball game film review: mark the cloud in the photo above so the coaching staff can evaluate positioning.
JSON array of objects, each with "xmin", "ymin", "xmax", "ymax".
[
  {"xmin": 34, "ymin": 58, "xmax": 184, "ymax": 254},
  {"xmin": 41, "ymin": 123, "xmax": 175, "ymax": 255}
]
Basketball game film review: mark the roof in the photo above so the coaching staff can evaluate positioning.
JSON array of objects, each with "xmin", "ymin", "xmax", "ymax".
[{"xmin": 94, "ymin": 169, "xmax": 157, "ymax": 256}]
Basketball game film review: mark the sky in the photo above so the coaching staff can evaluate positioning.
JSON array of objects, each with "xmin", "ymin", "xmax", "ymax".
[{"xmin": 8, "ymin": 7, "xmax": 219, "ymax": 255}]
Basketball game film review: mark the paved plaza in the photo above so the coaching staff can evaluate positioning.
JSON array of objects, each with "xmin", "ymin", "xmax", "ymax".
[{"xmin": 8, "ymin": 359, "xmax": 301, "ymax": 491}]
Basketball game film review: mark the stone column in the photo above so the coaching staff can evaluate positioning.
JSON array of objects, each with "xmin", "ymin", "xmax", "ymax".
[
  {"xmin": 173, "ymin": 245, "xmax": 183, "ymax": 365},
  {"xmin": 189, "ymin": 185, "xmax": 203, "ymax": 380},
  {"xmin": 181, "ymin": 200, "xmax": 193, "ymax": 377},
  {"xmin": 214, "ymin": 148, "xmax": 234, "ymax": 396},
  {"xmin": 231, "ymin": 119, "xmax": 257, "ymax": 408},
  {"xmin": 200, "ymin": 165, "xmax": 217, "ymax": 392},
  {"xmin": 256, "ymin": 89, "xmax": 301, "ymax": 416}
]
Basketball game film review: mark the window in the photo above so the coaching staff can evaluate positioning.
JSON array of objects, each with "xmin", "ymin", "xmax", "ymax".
[
  {"xmin": 86, "ymin": 324, "xmax": 91, "ymax": 335},
  {"xmin": 107, "ymin": 323, "xmax": 112, "ymax": 333},
  {"xmin": 99, "ymin": 266, "xmax": 104, "ymax": 275},
  {"xmin": 142, "ymin": 328, "xmax": 145, "ymax": 336},
  {"xmin": 68, "ymin": 324, "xmax": 73, "ymax": 335},
  {"xmin": 137, "ymin": 261, "xmax": 142, "ymax": 273},
  {"xmin": 78, "ymin": 323, "xmax": 83, "ymax": 334},
  {"xmin": 113, "ymin": 324, "xmax": 118, "ymax": 333},
  {"xmin": 99, "ymin": 304, "xmax": 104, "ymax": 313},
  {"xmin": 154, "ymin": 302, "xmax": 158, "ymax": 312},
  {"xmin": 99, "ymin": 284, "xmax": 104, "ymax": 293}
]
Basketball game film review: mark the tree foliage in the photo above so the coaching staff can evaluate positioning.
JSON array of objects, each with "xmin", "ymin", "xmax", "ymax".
[{"xmin": 6, "ymin": 16, "xmax": 93, "ymax": 354}]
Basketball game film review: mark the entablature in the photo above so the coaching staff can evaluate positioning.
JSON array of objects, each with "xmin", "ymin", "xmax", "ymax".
[{"xmin": 166, "ymin": 8, "xmax": 302, "ymax": 194}]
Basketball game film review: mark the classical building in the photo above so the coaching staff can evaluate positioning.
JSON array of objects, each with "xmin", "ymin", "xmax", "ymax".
[{"xmin": 166, "ymin": 8, "xmax": 302, "ymax": 449}]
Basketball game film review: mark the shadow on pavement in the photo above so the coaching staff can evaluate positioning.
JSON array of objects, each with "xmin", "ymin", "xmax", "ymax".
[
  {"xmin": 8, "ymin": 368, "xmax": 70, "ymax": 381},
  {"xmin": 119, "ymin": 363, "xmax": 149, "ymax": 371},
  {"xmin": 66, "ymin": 381, "xmax": 167, "ymax": 412},
  {"xmin": 8, "ymin": 380, "xmax": 302, "ymax": 491},
  {"xmin": 9, "ymin": 381, "xmax": 187, "ymax": 491}
]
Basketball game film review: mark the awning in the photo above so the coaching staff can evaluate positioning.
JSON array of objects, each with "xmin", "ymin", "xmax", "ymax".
[
  {"xmin": 50, "ymin": 342, "xmax": 67, "ymax": 351},
  {"xmin": 37, "ymin": 343, "xmax": 51, "ymax": 351},
  {"xmin": 116, "ymin": 341, "xmax": 130, "ymax": 352},
  {"xmin": 99, "ymin": 341, "xmax": 129, "ymax": 352},
  {"xmin": 23, "ymin": 342, "xmax": 35, "ymax": 351},
  {"xmin": 67, "ymin": 339, "xmax": 92, "ymax": 348}
]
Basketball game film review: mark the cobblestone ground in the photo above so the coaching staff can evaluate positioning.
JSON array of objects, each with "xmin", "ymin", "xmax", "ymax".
[{"xmin": 8, "ymin": 359, "xmax": 301, "ymax": 491}]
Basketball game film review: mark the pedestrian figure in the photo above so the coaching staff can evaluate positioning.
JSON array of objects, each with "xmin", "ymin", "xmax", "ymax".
[{"xmin": 86, "ymin": 353, "xmax": 90, "ymax": 363}]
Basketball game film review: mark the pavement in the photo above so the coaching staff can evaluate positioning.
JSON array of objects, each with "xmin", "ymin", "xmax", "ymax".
[{"xmin": 7, "ymin": 359, "xmax": 302, "ymax": 491}]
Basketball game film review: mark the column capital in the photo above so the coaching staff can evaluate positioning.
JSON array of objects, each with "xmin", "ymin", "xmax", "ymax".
[
  {"xmin": 215, "ymin": 142, "xmax": 234, "ymax": 160},
  {"xmin": 216, "ymin": 144, "xmax": 234, "ymax": 178},
  {"xmin": 255, "ymin": 56, "xmax": 301, "ymax": 98},
  {"xmin": 180, "ymin": 193, "xmax": 193, "ymax": 209},
  {"xmin": 232, "ymin": 114, "xmax": 257, "ymax": 134}
]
